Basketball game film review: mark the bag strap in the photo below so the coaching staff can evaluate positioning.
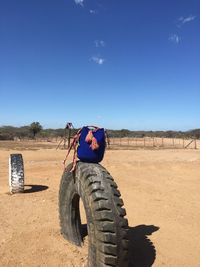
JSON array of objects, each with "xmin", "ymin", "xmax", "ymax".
[
  {"xmin": 63, "ymin": 127, "xmax": 82, "ymax": 172},
  {"xmin": 85, "ymin": 125, "xmax": 100, "ymax": 132}
]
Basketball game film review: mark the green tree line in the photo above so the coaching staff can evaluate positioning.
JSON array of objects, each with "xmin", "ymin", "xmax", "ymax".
[{"xmin": 0, "ymin": 123, "xmax": 200, "ymax": 140}]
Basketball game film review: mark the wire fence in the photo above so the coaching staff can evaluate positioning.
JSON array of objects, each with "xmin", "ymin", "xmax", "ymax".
[
  {"xmin": 108, "ymin": 137, "xmax": 199, "ymax": 150},
  {"xmin": 9, "ymin": 136, "xmax": 199, "ymax": 150}
]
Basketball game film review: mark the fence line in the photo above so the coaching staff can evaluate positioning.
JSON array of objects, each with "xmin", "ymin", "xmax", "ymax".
[
  {"xmin": 11, "ymin": 137, "xmax": 199, "ymax": 150},
  {"xmin": 108, "ymin": 137, "xmax": 199, "ymax": 149}
]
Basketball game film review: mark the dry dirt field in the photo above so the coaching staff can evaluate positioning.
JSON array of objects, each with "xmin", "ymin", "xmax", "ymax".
[{"xmin": 0, "ymin": 141, "xmax": 200, "ymax": 267}]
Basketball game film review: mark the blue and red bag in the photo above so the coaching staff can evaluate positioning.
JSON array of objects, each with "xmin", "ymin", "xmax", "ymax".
[
  {"xmin": 77, "ymin": 126, "xmax": 106, "ymax": 163},
  {"xmin": 64, "ymin": 126, "xmax": 107, "ymax": 171}
]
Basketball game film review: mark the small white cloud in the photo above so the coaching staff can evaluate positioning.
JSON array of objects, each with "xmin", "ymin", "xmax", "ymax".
[
  {"xmin": 74, "ymin": 0, "xmax": 84, "ymax": 7},
  {"xmin": 177, "ymin": 15, "xmax": 196, "ymax": 26},
  {"xmin": 169, "ymin": 34, "xmax": 181, "ymax": 44},
  {"xmin": 94, "ymin": 40, "xmax": 106, "ymax": 47},
  {"xmin": 89, "ymin": 9, "xmax": 96, "ymax": 14},
  {"xmin": 91, "ymin": 56, "xmax": 105, "ymax": 65}
]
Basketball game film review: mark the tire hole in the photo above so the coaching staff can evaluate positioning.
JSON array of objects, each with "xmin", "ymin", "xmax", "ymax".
[{"xmin": 79, "ymin": 198, "xmax": 88, "ymax": 239}]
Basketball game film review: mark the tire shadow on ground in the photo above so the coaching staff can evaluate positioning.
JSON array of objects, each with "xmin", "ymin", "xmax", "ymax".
[
  {"xmin": 24, "ymin": 184, "xmax": 49, "ymax": 193},
  {"xmin": 128, "ymin": 224, "xmax": 159, "ymax": 267}
]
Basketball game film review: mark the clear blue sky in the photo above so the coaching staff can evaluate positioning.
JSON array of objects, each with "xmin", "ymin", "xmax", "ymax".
[{"xmin": 0, "ymin": 0, "xmax": 199, "ymax": 130}]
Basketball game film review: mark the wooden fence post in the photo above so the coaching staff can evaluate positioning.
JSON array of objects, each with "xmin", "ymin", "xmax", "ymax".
[
  {"xmin": 63, "ymin": 127, "xmax": 67, "ymax": 149},
  {"xmin": 67, "ymin": 127, "xmax": 71, "ymax": 149}
]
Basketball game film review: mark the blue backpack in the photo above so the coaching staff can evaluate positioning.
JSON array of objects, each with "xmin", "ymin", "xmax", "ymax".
[{"xmin": 64, "ymin": 126, "xmax": 107, "ymax": 171}]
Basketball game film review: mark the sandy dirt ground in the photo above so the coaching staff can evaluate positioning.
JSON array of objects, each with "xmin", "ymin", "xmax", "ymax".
[{"xmin": 0, "ymin": 142, "xmax": 200, "ymax": 267}]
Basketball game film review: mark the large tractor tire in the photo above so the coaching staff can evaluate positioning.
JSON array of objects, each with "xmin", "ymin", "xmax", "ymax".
[
  {"xmin": 9, "ymin": 154, "xmax": 24, "ymax": 194},
  {"xmin": 59, "ymin": 162, "xmax": 129, "ymax": 267}
]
